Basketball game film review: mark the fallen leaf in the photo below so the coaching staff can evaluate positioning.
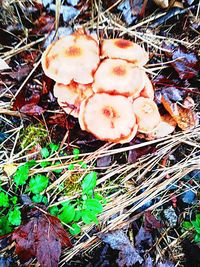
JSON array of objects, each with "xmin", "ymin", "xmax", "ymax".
[
  {"xmin": 47, "ymin": 113, "xmax": 69, "ymax": 128},
  {"xmin": 142, "ymin": 254, "xmax": 153, "ymax": 267},
  {"xmin": 20, "ymin": 104, "xmax": 45, "ymax": 116},
  {"xmin": 31, "ymin": 14, "xmax": 54, "ymax": 35},
  {"xmin": 135, "ymin": 226, "xmax": 153, "ymax": 253},
  {"xmin": 181, "ymin": 188, "xmax": 196, "ymax": 204},
  {"xmin": 13, "ymin": 87, "xmax": 41, "ymax": 111},
  {"xmin": 96, "ymin": 155, "xmax": 112, "ymax": 167},
  {"xmin": 99, "ymin": 230, "xmax": 143, "ymax": 267},
  {"xmin": 183, "ymin": 96, "xmax": 195, "ymax": 109},
  {"xmin": 171, "ymin": 47, "xmax": 199, "ymax": 80},
  {"xmin": 128, "ymin": 140, "xmax": 156, "ymax": 163},
  {"xmin": 3, "ymin": 163, "xmax": 18, "ymax": 177},
  {"xmin": 144, "ymin": 211, "xmax": 164, "ymax": 231},
  {"xmin": 12, "ymin": 208, "xmax": 72, "ymax": 266},
  {"xmin": 157, "ymin": 261, "xmax": 175, "ymax": 267},
  {"xmin": 1, "ymin": 65, "xmax": 32, "ymax": 82},
  {"xmin": 155, "ymin": 86, "xmax": 184, "ymax": 104},
  {"xmin": 161, "ymin": 96, "xmax": 198, "ymax": 130}
]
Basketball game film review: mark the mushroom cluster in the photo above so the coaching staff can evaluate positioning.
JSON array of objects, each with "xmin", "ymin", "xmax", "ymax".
[{"xmin": 42, "ymin": 31, "xmax": 161, "ymax": 143}]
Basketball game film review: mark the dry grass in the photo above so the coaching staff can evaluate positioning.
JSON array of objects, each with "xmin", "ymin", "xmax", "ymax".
[{"xmin": 0, "ymin": 0, "xmax": 200, "ymax": 265}]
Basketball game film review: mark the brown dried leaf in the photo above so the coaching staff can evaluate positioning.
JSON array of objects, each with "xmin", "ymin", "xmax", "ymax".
[
  {"xmin": 161, "ymin": 96, "xmax": 198, "ymax": 130},
  {"xmin": 12, "ymin": 208, "xmax": 72, "ymax": 267}
]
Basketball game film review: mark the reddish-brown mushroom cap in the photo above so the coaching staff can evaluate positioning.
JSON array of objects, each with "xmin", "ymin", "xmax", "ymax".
[
  {"xmin": 54, "ymin": 82, "xmax": 93, "ymax": 117},
  {"xmin": 79, "ymin": 93, "xmax": 137, "ymax": 143},
  {"xmin": 93, "ymin": 59, "xmax": 146, "ymax": 98},
  {"xmin": 140, "ymin": 74, "xmax": 154, "ymax": 100},
  {"xmin": 132, "ymin": 97, "xmax": 161, "ymax": 133},
  {"xmin": 41, "ymin": 34, "xmax": 100, "ymax": 85},
  {"xmin": 101, "ymin": 38, "xmax": 149, "ymax": 66}
]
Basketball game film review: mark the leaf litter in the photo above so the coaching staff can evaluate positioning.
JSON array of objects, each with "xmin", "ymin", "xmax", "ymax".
[
  {"xmin": 12, "ymin": 207, "xmax": 72, "ymax": 267},
  {"xmin": 0, "ymin": 0, "xmax": 200, "ymax": 266}
]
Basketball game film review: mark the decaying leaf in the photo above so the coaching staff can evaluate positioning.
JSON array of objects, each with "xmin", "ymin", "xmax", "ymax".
[
  {"xmin": 3, "ymin": 163, "xmax": 18, "ymax": 177},
  {"xmin": 169, "ymin": 47, "xmax": 200, "ymax": 80},
  {"xmin": 128, "ymin": 140, "xmax": 156, "ymax": 163},
  {"xmin": 12, "ymin": 208, "xmax": 72, "ymax": 267},
  {"xmin": 135, "ymin": 226, "xmax": 153, "ymax": 253},
  {"xmin": 13, "ymin": 88, "xmax": 41, "ymax": 111},
  {"xmin": 1, "ymin": 65, "xmax": 32, "ymax": 82},
  {"xmin": 20, "ymin": 103, "xmax": 45, "ymax": 116},
  {"xmin": 98, "ymin": 230, "xmax": 143, "ymax": 267},
  {"xmin": 162, "ymin": 96, "xmax": 199, "ymax": 130},
  {"xmin": 144, "ymin": 211, "xmax": 164, "ymax": 231},
  {"xmin": 183, "ymin": 96, "xmax": 195, "ymax": 109}
]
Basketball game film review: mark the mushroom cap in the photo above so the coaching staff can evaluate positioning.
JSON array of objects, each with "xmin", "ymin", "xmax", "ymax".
[
  {"xmin": 101, "ymin": 38, "xmax": 149, "ymax": 66},
  {"xmin": 93, "ymin": 59, "xmax": 146, "ymax": 97},
  {"xmin": 140, "ymin": 74, "xmax": 154, "ymax": 100},
  {"xmin": 132, "ymin": 97, "xmax": 161, "ymax": 133},
  {"xmin": 151, "ymin": 114, "xmax": 176, "ymax": 138},
  {"xmin": 41, "ymin": 34, "xmax": 100, "ymax": 85},
  {"xmin": 54, "ymin": 82, "xmax": 93, "ymax": 117},
  {"xmin": 79, "ymin": 93, "xmax": 137, "ymax": 143}
]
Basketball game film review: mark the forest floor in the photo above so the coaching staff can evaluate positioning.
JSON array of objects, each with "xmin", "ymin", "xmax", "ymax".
[{"xmin": 0, "ymin": 0, "xmax": 200, "ymax": 266}]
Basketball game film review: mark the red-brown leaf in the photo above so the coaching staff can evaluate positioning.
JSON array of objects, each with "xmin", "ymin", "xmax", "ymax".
[
  {"xmin": 20, "ymin": 103, "xmax": 45, "ymax": 116},
  {"xmin": 12, "ymin": 208, "xmax": 72, "ymax": 267},
  {"xmin": 13, "ymin": 88, "xmax": 40, "ymax": 110},
  {"xmin": 144, "ymin": 211, "xmax": 164, "ymax": 231},
  {"xmin": 161, "ymin": 96, "xmax": 198, "ymax": 130}
]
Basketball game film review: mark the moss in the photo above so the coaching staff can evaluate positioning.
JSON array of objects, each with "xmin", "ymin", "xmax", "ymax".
[
  {"xmin": 20, "ymin": 124, "xmax": 48, "ymax": 149},
  {"xmin": 64, "ymin": 173, "xmax": 82, "ymax": 196}
]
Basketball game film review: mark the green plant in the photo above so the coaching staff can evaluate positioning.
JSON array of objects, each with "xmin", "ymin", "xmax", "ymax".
[
  {"xmin": 50, "ymin": 171, "xmax": 106, "ymax": 235},
  {"xmin": 0, "ymin": 190, "xmax": 21, "ymax": 235},
  {"xmin": 182, "ymin": 214, "xmax": 200, "ymax": 242},
  {"xmin": 0, "ymin": 145, "xmax": 106, "ymax": 237}
]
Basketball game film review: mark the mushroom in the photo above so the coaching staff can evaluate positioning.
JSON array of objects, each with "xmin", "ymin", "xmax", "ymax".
[
  {"xmin": 79, "ymin": 93, "xmax": 138, "ymax": 143},
  {"xmin": 132, "ymin": 97, "xmax": 161, "ymax": 133},
  {"xmin": 151, "ymin": 114, "xmax": 177, "ymax": 138},
  {"xmin": 140, "ymin": 74, "xmax": 154, "ymax": 100},
  {"xmin": 101, "ymin": 38, "xmax": 149, "ymax": 66},
  {"xmin": 54, "ymin": 82, "xmax": 93, "ymax": 117},
  {"xmin": 93, "ymin": 59, "xmax": 146, "ymax": 98},
  {"xmin": 41, "ymin": 33, "xmax": 100, "ymax": 85}
]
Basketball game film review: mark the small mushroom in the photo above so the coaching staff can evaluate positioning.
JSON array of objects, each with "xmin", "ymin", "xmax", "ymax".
[
  {"xmin": 132, "ymin": 97, "xmax": 161, "ymax": 133},
  {"xmin": 79, "ymin": 93, "xmax": 138, "ymax": 143},
  {"xmin": 41, "ymin": 33, "xmax": 100, "ymax": 85},
  {"xmin": 140, "ymin": 74, "xmax": 154, "ymax": 100},
  {"xmin": 101, "ymin": 38, "xmax": 149, "ymax": 66},
  {"xmin": 93, "ymin": 59, "xmax": 146, "ymax": 98},
  {"xmin": 54, "ymin": 82, "xmax": 93, "ymax": 117},
  {"xmin": 151, "ymin": 114, "xmax": 177, "ymax": 138}
]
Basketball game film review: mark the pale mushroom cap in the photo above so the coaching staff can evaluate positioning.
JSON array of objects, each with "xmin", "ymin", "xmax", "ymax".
[
  {"xmin": 79, "ymin": 93, "xmax": 137, "ymax": 143},
  {"xmin": 101, "ymin": 38, "xmax": 149, "ymax": 66},
  {"xmin": 132, "ymin": 97, "xmax": 161, "ymax": 133},
  {"xmin": 41, "ymin": 34, "xmax": 100, "ymax": 85},
  {"xmin": 140, "ymin": 74, "xmax": 154, "ymax": 100},
  {"xmin": 150, "ymin": 114, "xmax": 176, "ymax": 138},
  {"xmin": 93, "ymin": 59, "xmax": 146, "ymax": 97},
  {"xmin": 54, "ymin": 82, "xmax": 93, "ymax": 118}
]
